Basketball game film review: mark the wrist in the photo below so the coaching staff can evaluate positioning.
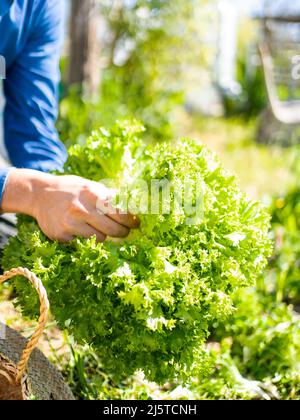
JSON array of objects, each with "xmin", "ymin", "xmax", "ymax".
[{"xmin": 1, "ymin": 168, "xmax": 54, "ymax": 217}]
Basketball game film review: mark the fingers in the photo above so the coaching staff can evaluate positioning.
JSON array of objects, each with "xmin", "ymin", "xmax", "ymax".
[
  {"xmin": 108, "ymin": 211, "xmax": 140, "ymax": 230},
  {"xmin": 45, "ymin": 231, "xmax": 74, "ymax": 243},
  {"xmin": 87, "ymin": 209, "xmax": 130, "ymax": 238},
  {"xmin": 70, "ymin": 223, "xmax": 107, "ymax": 242},
  {"xmin": 89, "ymin": 181, "xmax": 140, "ymax": 230},
  {"xmin": 95, "ymin": 198, "xmax": 140, "ymax": 229}
]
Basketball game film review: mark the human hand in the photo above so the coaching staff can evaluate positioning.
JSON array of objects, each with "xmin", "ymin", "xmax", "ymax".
[{"xmin": 1, "ymin": 169, "xmax": 139, "ymax": 242}]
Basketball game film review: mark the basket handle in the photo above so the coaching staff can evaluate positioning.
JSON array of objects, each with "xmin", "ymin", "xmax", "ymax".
[{"xmin": 0, "ymin": 267, "xmax": 49, "ymax": 384}]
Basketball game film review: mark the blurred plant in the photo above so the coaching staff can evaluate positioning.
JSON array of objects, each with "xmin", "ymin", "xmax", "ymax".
[
  {"xmin": 99, "ymin": 0, "xmax": 189, "ymax": 139},
  {"xmin": 58, "ymin": 0, "xmax": 218, "ymax": 146},
  {"xmin": 225, "ymin": 290, "xmax": 300, "ymax": 384},
  {"xmin": 268, "ymin": 188, "xmax": 300, "ymax": 304},
  {"xmin": 222, "ymin": 18, "xmax": 267, "ymax": 118},
  {"xmin": 193, "ymin": 287, "xmax": 300, "ymax": 400},
  {"xmin": 58, "ymin": 0, "xmax": 202, "ymax": 145},
  {"xmin": 191, "ymin": 341, "xmax": 281, "ymax": 400}
]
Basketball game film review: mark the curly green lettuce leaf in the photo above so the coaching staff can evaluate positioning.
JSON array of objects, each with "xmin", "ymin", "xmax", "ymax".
[{"xmin": 2, "ymin": 120, "xmax": 272, "ymax": 383}]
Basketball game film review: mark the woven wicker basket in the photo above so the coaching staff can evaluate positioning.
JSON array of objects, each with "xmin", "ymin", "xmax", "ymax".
[{"xmin": 0, "ymin": 268, "xmax": 74, "ymax": 400}]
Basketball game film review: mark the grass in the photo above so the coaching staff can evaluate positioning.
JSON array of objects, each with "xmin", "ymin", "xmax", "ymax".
[{"xmin": 175, "ymin": 113, "xmax": 297, "ymax": 199}]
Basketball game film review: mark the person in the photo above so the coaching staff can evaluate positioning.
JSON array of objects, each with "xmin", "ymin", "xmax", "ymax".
[{"xmin": 0, "ymin": 0, "xmax": 139, "ymax": 244}]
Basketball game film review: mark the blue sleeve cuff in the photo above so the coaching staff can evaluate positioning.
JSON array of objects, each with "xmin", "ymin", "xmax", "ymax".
[{"xmin": 0, "ymin": 168, "xmax": 13, "ymax": 208}]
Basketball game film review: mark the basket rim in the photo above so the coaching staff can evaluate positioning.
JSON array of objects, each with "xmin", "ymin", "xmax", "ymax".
[
  {"xmin": 0, "ymin": 322, "xmax": 75, "ymax": 400},
  {"xmin": 0, "ymin": 353, "xmax": 31, "ymax": 400}
]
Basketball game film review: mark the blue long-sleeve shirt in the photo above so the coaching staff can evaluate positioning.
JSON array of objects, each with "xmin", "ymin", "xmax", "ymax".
[{"xmin": 0, "ymin": 0, "xmax": 67, "ymax": 204}]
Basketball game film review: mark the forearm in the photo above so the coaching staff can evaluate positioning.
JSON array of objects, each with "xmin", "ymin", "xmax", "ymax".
[{"xmin": 1, "ymin": 168, "xmax": 53, "ymax": 217}]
